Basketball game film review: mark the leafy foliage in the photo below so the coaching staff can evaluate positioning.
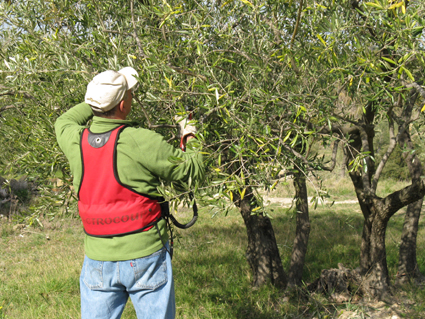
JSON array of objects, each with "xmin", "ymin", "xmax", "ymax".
[
  {"xmin": 0, "ymin": 0, "xmax": 329, "ymax": 220},
  {"xmin": 1, "ymin": 0, "xmax": 425, "ymax": 293}
]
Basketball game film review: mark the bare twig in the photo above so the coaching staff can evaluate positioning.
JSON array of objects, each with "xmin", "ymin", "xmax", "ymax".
[
  {"xmin": 0, "ymin": 89, "xmax": 34, "ymax": 100},
  {"xmin": 290, "ymin": 0, "xmax": 304, "ymax": 48},
  {"xmin": 130, "ymin": 0, "xmax": 147, "ymax": 59},
  {"xmin": 278, "ymin": 141, "xmax": 338, "ymax": 173},
  {"xmin": 150, "ymin": 124, "xmax": 179, "ymax": 129},
  {"xmin": 209, "ymin": 49, "xmax": 253, "ymax": 61},
  {"xmin": 0, "ymin": 105, "xmax": 16, "ymax": 113},
  {"xmin": 91, "ymin": 0, "xmax": 106, "ymax": 30},
  {"xmin": 404, "ymin": 82, "xmax": 425, "ymax": 100},
  {"xmin": 134, "ymin": 95, "xmax": 178, "ymax": 130},
  {"xmin": 168, "ymin": 65, "xmax": 208, "ymax": 82},
  {"xmin": 0, "ymin": 104, "xmax": 26, "ymax": 116},
  {"xmin": 134, "ymin": 95, "xmax": 153, "ymax": 128},
  {"xmin": 102, "ymin": 29, "xmax": 132, "ymax": 36},
  {"xmin": 213, "ymin": 65, "xmax": 239, "ymax": 82}
]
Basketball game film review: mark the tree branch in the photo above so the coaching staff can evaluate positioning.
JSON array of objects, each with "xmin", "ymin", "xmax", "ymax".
[
  {"xmin": 130, "ymin": 0, "xmax": 147, "ymax": 59},
  {"xmin": 213, "ymin": 65, "xmax": 239, "ymax": 82},
  {"xmin": 0, "ymin": 104, "xmax": 26, "ymax": 116},
  {"xmin": 134, "ymin": 94, "xmax": 178, "ymax": 130},
  {"xmin": 290, "ymin": 0, "xmax": 304, "ymax": 49},
  {"xmin": 358, "ymin": 126, "xmax": 373, "ymax": 197},
  {"xmin": 404, "ymin": 82, "xmax": 425, "ymax": 100},
  {"xmin": 372, "ymin": 109, "xmax": 396, "ymax": 191},
  {"xmin": 382, "ymin": 181, "xmax": 425, "ymax": 218},
  {"xmin": 0, "ymin": 86, "xmax": 35, "ymax": 100},
  {"xmin": 168, "ymin": 65, "xmax": 208, "ymax": 82},
  {"xmin": 321, "ymin": 140, "xmax": 339, "ymax": 172},
  {"xmin": 209, "ymin": 49, "xmax": 253, "ymax": 61}
]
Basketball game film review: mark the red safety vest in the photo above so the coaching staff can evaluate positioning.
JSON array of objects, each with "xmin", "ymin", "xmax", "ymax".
[{"xmin": 78, "ymin": 125, "xmax": 162, "ymax": 237}]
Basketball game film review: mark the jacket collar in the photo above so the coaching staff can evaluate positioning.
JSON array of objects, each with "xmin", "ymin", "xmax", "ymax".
[{"xmin": 89, "ymin": 116, "xmax": 138, "ymax": 133}]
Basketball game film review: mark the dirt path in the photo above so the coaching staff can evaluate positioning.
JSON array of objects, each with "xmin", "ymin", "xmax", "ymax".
[{"xmin": 262, "ymin": 196, "xmax": 358, "ymax": 207}]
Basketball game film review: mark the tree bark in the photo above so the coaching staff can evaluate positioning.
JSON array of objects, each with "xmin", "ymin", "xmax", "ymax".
[
  {"xmin": 345, "ymin": 123, "xmax": 393, "ymax": 297},
  {"xmin": 287, "ymin": 170, "xmax": 310, "ymax": 287},
  {"xmin": 396, "ymin": 199, "xmax": 424, "ymax": 285},
  {"xmin": 340, "ymin": 149, "xmax": 347, "ymax": 178},
  {"xmin": 364, "ymin": 204, "xmax": 391, "ymax": 296},
  {"xmin": 235, "ymin": 188, "xmax": 287, "ymax": 288},
  {"xmin": 397, "ymin": 127, "xmax": 424, "ymax": 284},
  {"xmin": 345, "ymin": 179, "xmax": 393, "ymax": 297},
  {"xmin": 348, "ymin": 166, "xmax": 425, "ymax": 296},
  {"xmin": 348, "ymin": 164, "xmax": 374, "ymax": 273}
]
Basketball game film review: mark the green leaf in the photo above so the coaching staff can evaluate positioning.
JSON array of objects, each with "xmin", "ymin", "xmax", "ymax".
[
  {"xmin": 168, "ymin": 156, "xmax": 185, "ymax": 164},
  {"xmin": 283, "ymin": 130, "xmax": 292, "ymax": 143},
  {"xmin": 401, "ymin": 66, "xmax": 415, "ymax": 81},
  {"xmin": 365, "ymin": 2, "xmax": 383, "ymax": 9},
  {"xmin": 240, "ymin": 188, "xmax": 246, "ymax": 200},
  {"xmin": 239, "ymin": 0, "xmax": 254, "ymax": 8},
  {"xmin": 388, "ymin": 1, "xmax": 403, "ymax": 10},
  {"xmin": 381, "ymin": 57, "xmax": 397, "ymax": 65},
  {"xmin": 316, "ymin": 34, "xmax": 327, "ymax": 47}
]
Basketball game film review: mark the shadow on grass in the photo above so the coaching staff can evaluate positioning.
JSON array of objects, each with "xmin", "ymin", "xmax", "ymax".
[
  {"xmin": 171, "ymin": 203, "xmax": 425, "ymax": 318},
  {"xmin": 173, "ymin": 212, "xmax": 359, "ymax": 319}
]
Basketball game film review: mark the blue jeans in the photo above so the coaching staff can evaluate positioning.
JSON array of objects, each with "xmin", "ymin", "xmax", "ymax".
[{"xmin": 80, "ymin": 243, "xmax": 175, "ymax": 319}]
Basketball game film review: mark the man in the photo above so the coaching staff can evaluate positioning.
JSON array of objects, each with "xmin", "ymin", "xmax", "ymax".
[{"xmin": 55, "ymin": 67, "xmax": 204, "ymax": 319}]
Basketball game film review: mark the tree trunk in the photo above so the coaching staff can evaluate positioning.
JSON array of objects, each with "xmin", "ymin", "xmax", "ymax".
[
  {"xmin": 347, "ymin": 171, "xmax": 424, "ymax": 296},
  {"xmin": 396, "ymin": 199, "xmax": 425, "ymax": 285},
  {"xmin": 338, "ymin": 66, "xmax": 425, "ymax": 297},
  {"xmin": 363, "ymin": 205, "xmax": 391, "ymax": 296},
  {"xmin": 235, "ymin": 188, "xmax": 287, "ymax": 288},
  {"xmin": 397, "ymin": 128, "xmax": 425, "ymax": 284},
  {"xmin": 287, "ymin": 170, "xmax": 310, "ymax": 287},
  {"xmin": 348, "ymin": 159, "xmax": 392, "ymax": 297},
  {"xmin": 340, "ymin": 149, "xmax": 347, "ymax": 178},
  {"xmin": 348, "ymin": 169, "xmax": 374, "ymax": 273},
  {"xmin": 349, "ymin": 175, "xmax": 391, "ymax": 297},
  {"xmin": 359, "ymin": 202, "xmax": 373, "ymax": 273}
]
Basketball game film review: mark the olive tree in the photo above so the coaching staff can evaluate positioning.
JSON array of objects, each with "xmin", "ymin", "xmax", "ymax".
[
  {"xmin": 298, "ymin": 0, "xmax": 425, "ymax": 296},
  {"xmin": 1, "ymin": 0, "xmax": 328, "ymax": 288}
]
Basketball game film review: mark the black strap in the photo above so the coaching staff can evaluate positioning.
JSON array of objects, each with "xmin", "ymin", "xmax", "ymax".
[
  {"xmin": 155, "ymin": 222, "xmax": 173, "ymax": 260},
  {"xmin": 159, "ymin": 194, "xmax": 198, "ymax": 229},
  {"xmin": 157, "ymin": 194, "xmax": 198, "ymax": 259}
]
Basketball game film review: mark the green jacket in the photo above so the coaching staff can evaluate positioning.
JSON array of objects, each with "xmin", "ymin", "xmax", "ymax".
[{"xmin": 55, "ymin": 102, "xmax": 204, "ymax": 261}]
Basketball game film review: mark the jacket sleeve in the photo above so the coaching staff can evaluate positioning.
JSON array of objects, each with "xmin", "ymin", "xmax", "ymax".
[
  {"xmin": 54, "ymin": 102, "xmax": 93, "ymax": 157},
  {"xmin": 128, "ymin": 128, "xmax": 205, "ymax": 185},
  {"xmin": 54, "ymin": 103, "xmax": 93, "ymax": 187}
]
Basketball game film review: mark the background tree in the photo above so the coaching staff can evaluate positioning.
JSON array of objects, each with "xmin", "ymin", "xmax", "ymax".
[{"xmin": 300, "ymin": 0, "xmax": 425, "ymax": 296}]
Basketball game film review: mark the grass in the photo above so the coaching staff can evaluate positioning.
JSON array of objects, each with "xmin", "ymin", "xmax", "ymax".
[
  {"xmin": 0, "ymin": 219, "xmax": 82, "ymax": 319},
  {"xmin": 1, "ymin": 176, "xmax": 425, "ymax": 318}
]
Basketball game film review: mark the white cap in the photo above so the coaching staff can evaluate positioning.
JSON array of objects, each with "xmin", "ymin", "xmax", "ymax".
[{"xmin": 84, "ymin": 67, "xmax": 139, "ymax": 112}]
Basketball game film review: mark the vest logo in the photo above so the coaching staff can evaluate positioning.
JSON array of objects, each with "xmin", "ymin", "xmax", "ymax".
[{"xmin": 85, "ymin": 212, "xmax": 141, "ymax": 225}]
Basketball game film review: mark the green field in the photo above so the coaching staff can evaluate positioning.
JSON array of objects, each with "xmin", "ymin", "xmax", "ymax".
[{"xmin": 1, "ymin": 181, "xmax": 425, "ymax": 318}]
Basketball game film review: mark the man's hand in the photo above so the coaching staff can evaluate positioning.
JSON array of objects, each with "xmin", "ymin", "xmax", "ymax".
[
  {"xmin": 175, "ymin": 115, "xmax": 197, "ymax": 151},
  {"xmin": 175, "ymin": 116, "xmax": 197, "ymax": 138}
]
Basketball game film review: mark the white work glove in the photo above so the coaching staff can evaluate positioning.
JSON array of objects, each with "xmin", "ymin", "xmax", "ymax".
[
  {"xmin": 175, "ymin": 115, "xmax": 197, "ymax": 139},
  {"xmin": 175, "ymin": 115, "xmax": 197, "ymax": 151}
]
